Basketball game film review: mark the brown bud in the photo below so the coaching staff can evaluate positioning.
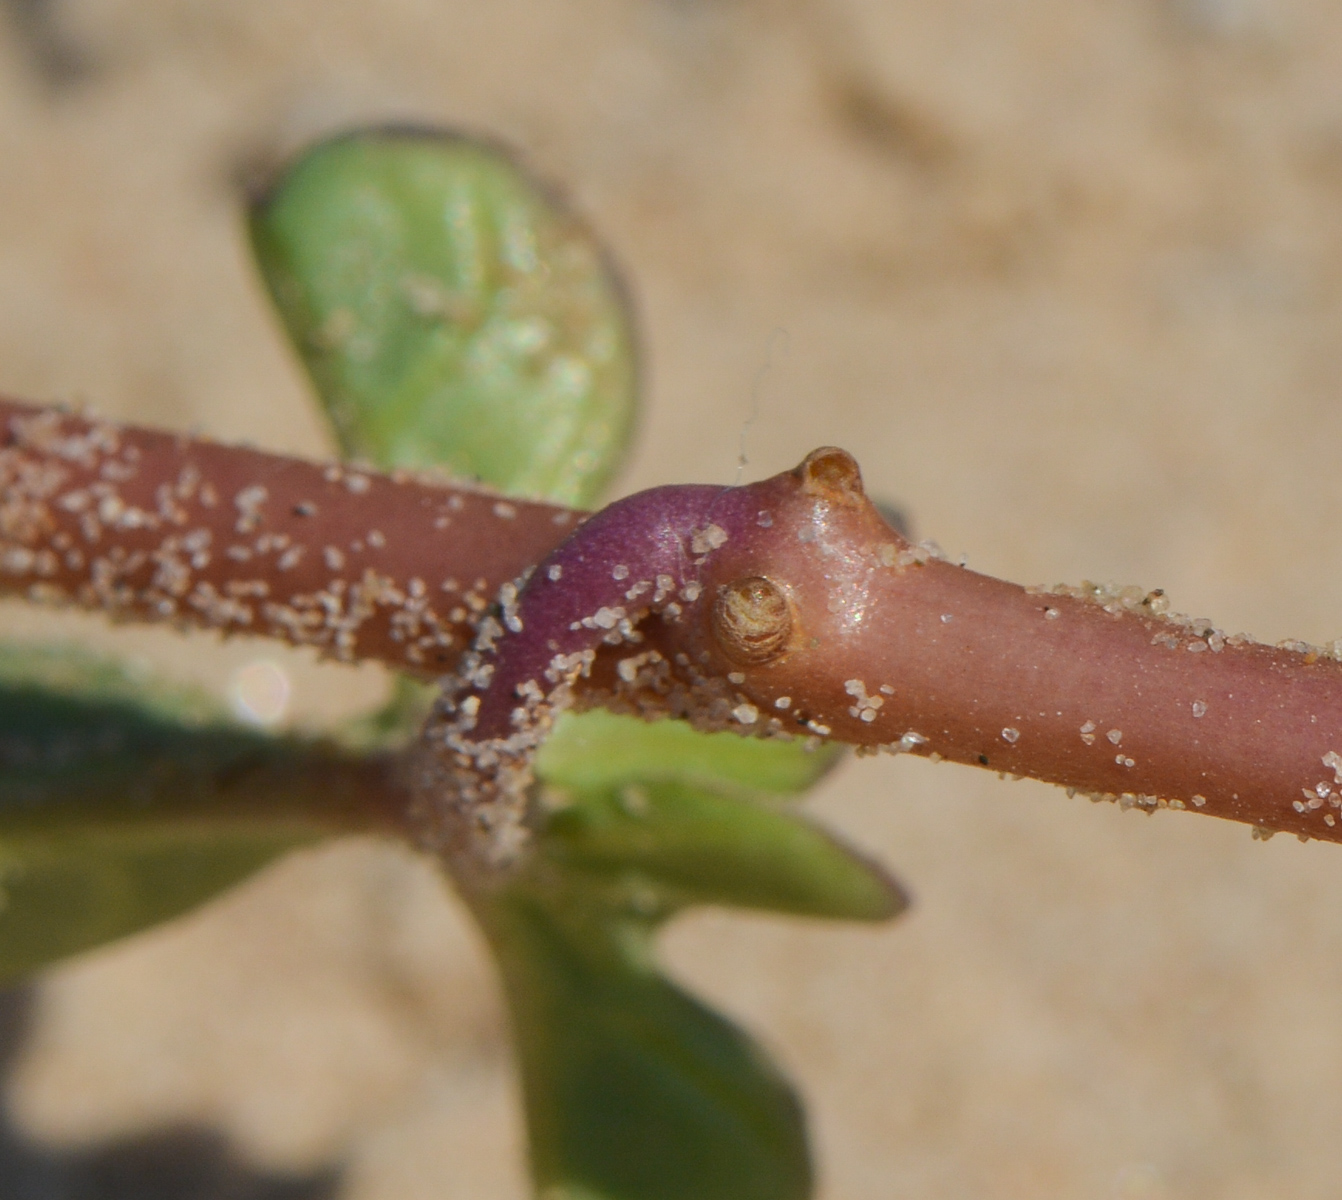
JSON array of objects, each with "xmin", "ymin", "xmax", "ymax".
[
  {"xmin": 797, "ymin": 446, "xmax": 865, "ymax": 506},
  {"xmin": 712, "ymin": 575, "xmax": 793, "ymax": 665}
]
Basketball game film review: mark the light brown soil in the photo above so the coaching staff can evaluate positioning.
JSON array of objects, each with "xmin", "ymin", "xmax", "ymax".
[{"xmin": 4, "ymin": 1, "xmax": 1342, "ymax": 1197}]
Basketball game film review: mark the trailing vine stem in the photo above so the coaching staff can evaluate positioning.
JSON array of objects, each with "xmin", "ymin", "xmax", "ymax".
[{"xmin": 4, "ymin": 398, "xmax": 1342, "ymax": 859}]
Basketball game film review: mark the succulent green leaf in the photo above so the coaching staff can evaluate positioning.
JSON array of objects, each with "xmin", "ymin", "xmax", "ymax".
[
  {"xmin": 535, "ymin": 711, "xmax": 897, "ymax": 920},
  {"xmin": 249, "ymin": 127, "xmax": 638, "ymax": 508},
  {"xmin": 485, "ymin": 753, "xmax": 902, "ymax": 1200},
  {"xmin": 0, "ymin": 643, "xmax": 382, "ymax": 979},
  {"xmin": 537, "ymin": 780, "xmax": 904, "ymax": 922},
  {"xmin": 482, "ymin": 885, "xmax": 811, "ymax": 1200}
]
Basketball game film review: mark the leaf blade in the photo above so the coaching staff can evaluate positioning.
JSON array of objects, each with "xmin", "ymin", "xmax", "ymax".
[
  {"xmin": 539, "ymin": 779, "xmax": 905, "ymax": 922},
  {"xmin": 484, "ymin": 888, "xmax": 811, "ymax": 1200},
  {"xmin": 250, "ymin": 128, "xmax": 638, "ymax": 507}
]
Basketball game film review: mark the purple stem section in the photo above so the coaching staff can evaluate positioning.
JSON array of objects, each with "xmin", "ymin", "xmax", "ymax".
[{"xmin": 411, "ymin": 477, "xmax": 786, "ymax": 871}]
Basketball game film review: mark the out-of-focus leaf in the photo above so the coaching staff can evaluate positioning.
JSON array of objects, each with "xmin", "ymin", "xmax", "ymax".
[
  {"xmin": 0, "ymin": 643, "xmax": 388, "ymax": 980},
  {"xmin": 494, "ymin": 725, "xmax": 901, "ymax": 1200},
  {"xmin": 250, "ymin": 127, "xmax": 638, "ymax": 508},
  {"xmin": 0, "ymin": 825, "xmax": 313, "ymax": 982},
  {"xmin": 482, "ymin": 885, "xmax": 811, "ymax": 1200}
]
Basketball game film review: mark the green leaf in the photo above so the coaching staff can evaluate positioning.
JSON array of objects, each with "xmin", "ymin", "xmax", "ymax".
[
  {"xmin": 536, "ymin": 709, "xmax": 844, "ymax": 797},
  {"xmin": 0, "ymin": 825, "xmax": 313, "ymax": 982},
  {"xmin": 537, "ymin": 780, "xmax": 904, "ymax": 922},
  {"xmin": 493, "ymin": 734, "xmax": 901, "ymax": 1200},
  {"xmin": 250, "ymin": 127, "xmax": 638, "ymax": 508},
  {"xmin": 0, "ymin": 643, "xmax": 385, "ymax": 979},
  {"xmin": 481, "ymin": 886, "xmax": 811, "ymax": 1200},
  {"xmin": 535, "ymin": 711, "xmax": 898, "ymax": 921}
]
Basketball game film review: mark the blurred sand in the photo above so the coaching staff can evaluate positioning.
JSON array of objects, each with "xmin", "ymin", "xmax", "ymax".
[{"xmin": 3, "ymin": 1, "xmax": 1342, "ymax": 1196}]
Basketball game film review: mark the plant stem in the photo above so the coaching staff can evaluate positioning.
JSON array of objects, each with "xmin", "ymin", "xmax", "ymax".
[
  {"xmin": 4, "ymin": 400, "xmax": 1337, "ymax": 847},
  {"xmin": 0, "ymin": 398, "xmax": 578, "ymax": 673},
  {"xmin": 694, "ymin": 538, "xmax": 1342, "ymax": 844},
  {"xmin": 418, "ymin": 446, "xmax": 1342, "ymax": 861},
  {"xmin": 0, "ymin": 747, "xmax": 416, "ymax": 838}
]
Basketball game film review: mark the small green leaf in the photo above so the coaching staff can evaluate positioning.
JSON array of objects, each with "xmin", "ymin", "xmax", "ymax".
[
  {"xmin": 482, "ymin": 887, "xmax": 811, "ymax": 1200},
  {"xmin": 489, "ymin": 753, "xmax": 902, "ymax": 1200},
  {"xmin": 535, "ymin": 711, "xmax": 897, "ymax": 921},
  {"xmin": 250, "ymin": 128, "xmax": 638, "ymax": 508},
  {"xmin": 538, "ymin": 780, "xmax": 904, "ymax": 922}
]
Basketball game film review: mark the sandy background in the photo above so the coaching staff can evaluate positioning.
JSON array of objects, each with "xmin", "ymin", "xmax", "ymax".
[{"xmin": 2, "ymin": 1, "xmax": 1342, "ymax": 1197}]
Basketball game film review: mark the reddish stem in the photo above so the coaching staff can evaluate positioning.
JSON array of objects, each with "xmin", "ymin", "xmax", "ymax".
[
  {"xmin": 2, "ymin": 399, "xmax": 1336, "ymax": 852},
  {"xmin": 640, "ymin": 450, "xmax": 1342, "ymax": 847},
  {"xmin": 0, "ymin": 398, "xmax": 578, "ymax": 673},
  {"xmin": 417, "ymin": 446, "xmax": 1342, "ymax": 865}
]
